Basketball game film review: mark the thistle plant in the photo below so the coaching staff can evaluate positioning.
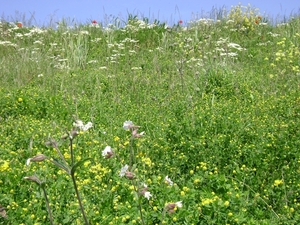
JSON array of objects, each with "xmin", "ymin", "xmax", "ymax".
[{"xmin": 24, "ymin": 120, "xmax": 93, "ymax": 225}]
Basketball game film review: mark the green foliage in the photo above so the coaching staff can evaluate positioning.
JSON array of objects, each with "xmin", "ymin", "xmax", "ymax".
[{"xmin": 1, "ymin": 7, "xmax": 300, "ymax": 225}]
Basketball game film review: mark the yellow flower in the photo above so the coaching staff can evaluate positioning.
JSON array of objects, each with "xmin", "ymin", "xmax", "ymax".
[
  {"xmin": 0, "ymin": 160, "xmax": 10, "ymax": 172},
  {"xmin": 274, "ymin": 179, "xmax": 283, "ymax": 187}
]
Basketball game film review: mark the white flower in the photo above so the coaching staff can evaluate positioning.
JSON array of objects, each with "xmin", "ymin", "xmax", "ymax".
[
  {"xmin": 175, "ymin": 201, "xmax": 183, "ymax": 208},
  {"xmin": 102, "ymin": 146, "xmax": 113, "ymax": 158},
  {"xmin": 119, "ymin": 164, "xmax": 129, "ymax": 177},
  {"xmin": 26, "ymin": 158, "xmax": 31, "ymax": 166},
  {"xmin": 82, "ymin": 122, "xmax": 93, "ymax": 131},
  {"xmin": 165, "ymin": 176, "xmax": 173, "ymax": 186},
  {"xmin": 143, "ymin": 191, "xmax": 152, "ymax": 200},
  {"xmin": 123, "ymin": 121, "xmax": 134, "ymax": 130},
  {"xmin": 73, "ymin": 120, "xmax": 84, "ymax": 128},
  {"xmin": 73, "ymin": 120, "xmax": 93, "ymax": 131}
]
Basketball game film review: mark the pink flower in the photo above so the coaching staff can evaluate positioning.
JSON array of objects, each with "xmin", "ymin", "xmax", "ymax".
[
  {"xmin": 178, "ymin": 20, "xmax": 183, "ymax": 24},
  {"xmin": 165, "ymin": 201, "xmax": 183, "ymax": 214},
  {"xmin": 92, "ymin": 20, "xmax": 97, "ymax": 24},
  {"xmin": 132, "ymin": 129, "xmax": 145, "ymax": 138},
  {"xmin": 139, "ymin": 183, "xmax": 152, "ymax": 200}
]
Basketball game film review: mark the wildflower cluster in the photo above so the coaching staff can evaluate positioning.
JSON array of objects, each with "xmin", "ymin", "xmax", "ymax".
[{"xmin": 227, "ymin": 4, "xmax": 262, "ymax": 31}]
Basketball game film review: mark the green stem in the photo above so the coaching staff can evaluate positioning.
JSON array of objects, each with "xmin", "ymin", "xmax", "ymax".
[
  {"xmin": 129, "ymin": 137, "xmax": 134, "ymax": 168},
  {"xmin": 71, "ymin": 173, "xmax": 89, "ymax": 225},
  {"xmin": 70, "ymin": 138, "xmax": 74, "ymax": 167},
  {"xmin": 41, "ymin": 185, "xmax": 54, "ymax": 225},
  {"xmin": 132, "ymin": 180, "xmax": 145, "ymax": 225}
]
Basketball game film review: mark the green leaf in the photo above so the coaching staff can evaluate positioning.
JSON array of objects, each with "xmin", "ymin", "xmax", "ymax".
[
  {"xmin": 51, "ymin": 158, "xmax": 71, "ymax": 174},
  {"xmin": 71, "ymin": 158, "xmax": 93, "ymax": 175}
]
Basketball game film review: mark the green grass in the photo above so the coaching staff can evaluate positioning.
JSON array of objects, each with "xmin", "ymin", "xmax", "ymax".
[{"xmin": 1, "ymin": 5, "xmax": 300, "ymax": 225}]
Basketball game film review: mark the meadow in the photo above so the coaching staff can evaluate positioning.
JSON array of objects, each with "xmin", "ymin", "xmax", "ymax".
[{"xmin": 0, "ymin": 5, "xmax": 300, "ymax": 225}]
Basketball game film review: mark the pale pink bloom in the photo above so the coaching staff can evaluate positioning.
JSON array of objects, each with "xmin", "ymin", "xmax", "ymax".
[
  {"xmin": 125, "ymin": 171, "xmax": 135, "ymax": 180},
  {"xmin": 132, "ymin": 129, "xmax": 145, "ymax": 138},
  {"xmin": 165, "ymin": 201, "xmax": 183, "ymax": 213}
]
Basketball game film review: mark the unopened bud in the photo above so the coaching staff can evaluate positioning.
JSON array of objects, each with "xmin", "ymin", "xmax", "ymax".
[
  {"xmin": 0, "ymin": 204, "xmax": 7, "ymax": 219},
  {"xmin": 45, "ymin": 139, "xmax": 58, "ymax": 148},
  {"xmin": 70, "ymin": 129, "xmax": 79, "ymax": 139},
  {"xmin": 166, "ymin": 203, "xmax": 176, "ymax": 210},
  {"xmin": 105, "ymin": 151, "xmax": 114, "ymax": 159},
  {"xmin": 26, "ymin": 154, "xmax": 47, "ymax": 166},
  {"xmin": 125, "ymin": 171, "xmax": 135, "ymax": 180},
  {"xmin": 23, "ymin": 175, "xmax": 42, "ymax": 185},
  {"xmin": 61, "ymin": 134, "xmax": 69, "ymax": 140}
]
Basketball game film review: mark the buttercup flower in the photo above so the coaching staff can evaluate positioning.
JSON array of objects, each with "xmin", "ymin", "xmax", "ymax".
[
  {"xmin": 165, "ymin": 175, "xmax": 174, "ymax": 186},
  {"xmin": 102, "ymin": 146, "xmax": 114, "ymax": 158}
]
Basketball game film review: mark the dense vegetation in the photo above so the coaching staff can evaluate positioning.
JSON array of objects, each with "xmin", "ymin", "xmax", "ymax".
[{"xmin": 1, "ymin": 5, "xmax": 300, "ymax": 225}]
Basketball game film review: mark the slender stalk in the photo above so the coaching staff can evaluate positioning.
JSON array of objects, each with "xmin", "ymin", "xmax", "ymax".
[
  {"xmin": 70, "ymin": 138, "xmax": 74, "ymax": 167},
  {"xmin": 137, "ymin": 196, "xmax": 146, "ymax": 225},
  {"xmin": 160, "ymin": 209, "xmax": 167, "ymax": 225},
  {"xmin": 132, "ymin": 180, "xmax": 145, "ymax": 225},
  {"xmin": 71, "ymin": 173, "xmax": 89, "ymax": 225},
  {"xmin": 41, "ymin": 185, "xmax": 54, "ymax": 225},
  {"xmin": 129, "ymin": 137, "xmax": 134, "ymax": 168}
]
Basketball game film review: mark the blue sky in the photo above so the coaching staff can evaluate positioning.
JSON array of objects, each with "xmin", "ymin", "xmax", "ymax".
[{"xmin": 1, "ymin": 0, "xmax": 299, "ymax": 26}]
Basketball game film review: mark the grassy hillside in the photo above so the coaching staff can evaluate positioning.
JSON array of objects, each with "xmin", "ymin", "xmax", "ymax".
[{"xmin": 1, "ymin": 5, "xmax": 300, "ymax": 225}]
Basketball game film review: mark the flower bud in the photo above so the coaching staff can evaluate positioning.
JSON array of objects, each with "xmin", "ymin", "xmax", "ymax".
[
  {"xmin": 0, "ymin": 204, "xmax": 7, "ymax": 219},
  {"xmin": 26, "ymin": 154, "xmax": 47, "ymax": 166},
  {"xmin": 125, "ymin": 171, "xmax": 135, "ymax": 180},
  {"xmin": 70, "ymin": 129, "xmax": 79, "ymax": 139},
  {"xmin": 23, "ymin": 175, "xmax": 42, "ymax": 185}
]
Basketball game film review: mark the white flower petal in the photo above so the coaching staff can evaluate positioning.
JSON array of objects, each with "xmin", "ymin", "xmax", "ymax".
[
  {"xmin": 144, "ymin": 191, "xmax": 152, "ymax": 200},
  {"xmin": 26, "ymin": 158, "xmax": 32, "ymax": 166},
  {"xmin": 123, "ymin": 121, "xmax": 133, "ymax": 130},
  {"xmin": 119, "ymin": 164, "xmax": 129, "ymax": 177},
  {"xmin": 175, "ymin": 201, "xmax": 183, "ymax": 208}
]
